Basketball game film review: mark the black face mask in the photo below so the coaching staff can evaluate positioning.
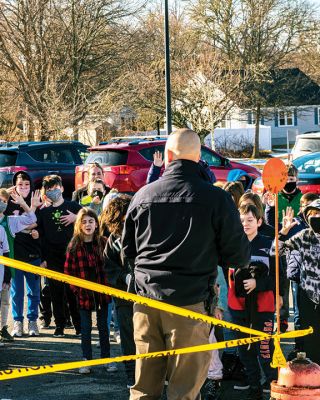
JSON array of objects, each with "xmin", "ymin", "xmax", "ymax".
[
  {"xmin": 309, "ymin": 216, "xmax": 320, "ymax": 234},
  {"xmin": 283, "ymin": 181, "xmax": 297, "ymax": 193},
  {"xmin": 92, "ymin": 190, "xmax": 104, "ymax": 200}
]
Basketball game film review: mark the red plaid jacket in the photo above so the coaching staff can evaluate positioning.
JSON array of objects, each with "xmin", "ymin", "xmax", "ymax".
[{"xmin": 64, "ymin": 240, "xmax": 111, "ymax": 310}]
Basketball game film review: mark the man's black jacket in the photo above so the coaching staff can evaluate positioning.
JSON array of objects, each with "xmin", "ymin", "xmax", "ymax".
[{"xmin": 122, "ymin": 159, "xmax": 250, "ymax": 306}]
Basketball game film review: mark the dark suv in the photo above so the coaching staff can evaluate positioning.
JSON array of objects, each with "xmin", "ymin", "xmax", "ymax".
[
  {"xmin": 75, "ymin": 137, "xmax": 261, "ymax": 193},
  {"xmin": 0, "ymin": 141, "xmax": 88, "ymax": 198}
]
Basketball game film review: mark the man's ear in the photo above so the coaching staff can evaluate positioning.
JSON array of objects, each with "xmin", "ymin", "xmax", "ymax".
[
  {"xmin": 165, "ymin": 149, "xmax": 174, "ymax": 167},
  {"xmin": 61, "ymin": 186, "xmax": 64, "ymax": 193},
  {"xmin": 257, "ymin": 218, "xmax": 263, "ymax": 227}
]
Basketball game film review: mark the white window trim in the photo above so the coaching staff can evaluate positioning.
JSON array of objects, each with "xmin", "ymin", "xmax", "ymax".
[
  {"xmin": 278, "ymin": 110, "xmax": 294, "ymax": 127},
  {"xmin": 219, "ymin": 115, "xmax": 231, "ymax": 129}
]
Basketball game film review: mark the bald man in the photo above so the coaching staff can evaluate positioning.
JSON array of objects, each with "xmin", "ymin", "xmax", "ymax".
[{"xmin": 122, "ymin": 129, "xmax": 250, "ymax": 400}]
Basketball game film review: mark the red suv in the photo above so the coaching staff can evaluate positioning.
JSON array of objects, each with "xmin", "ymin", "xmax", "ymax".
[{"xmin": 75, "ymin": 138, "xmax": 261, "ymax": 193}]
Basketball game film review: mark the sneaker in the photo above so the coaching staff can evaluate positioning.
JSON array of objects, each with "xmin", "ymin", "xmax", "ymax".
[
  {"xmin": 204, "ymin": 379, "xmax": 221, "ymax": 400},
  {"xmin": 28, "ymin": 320, "xmax": 40, "ymax": 337},
  {"xmin": 234, "ymin": 377, "xmax": 250, "ymax": 390},
  {"xmin": 65, "ymin": 320, "xmax": 74, "ymax": 329},
  {"xmin": 114, "ymin": 331, "xmax": 121, "ymax": 344},
  {"xmin": 126, "ymin": 377, "xmax": 135, "ymax": 389},
  {"xmin": 248, "ymin": 385, "xmax": 263, "ymax": 400},
  {"xmin": 11, "ymin": 321, "xmax": 24, "ymax": 337},
  {"xmin": 280, "ymin": 319, "xmax": 288, "ymax": 333},
  {"xmin": 53, "ymin": 327, "xmax": 65, "ymax": 338},
  {"xmin": 105, "ymin": 362, "xmax": 118, "ymax": 372},
  {"xmin": 0, "ymin": 326, "xmax": 14, "ymax": 342},
  {"xmin": 79, "ymin": 359, "xmax": 91, "ymax": 374},
  {"xmin": 40, "ymin": 320, "xmax": 51, "ymax": 329}
]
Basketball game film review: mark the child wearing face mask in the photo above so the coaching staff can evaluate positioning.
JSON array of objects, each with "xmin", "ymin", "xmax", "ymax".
[
  {"xmin": 277, "ymin": 201, "xmax": 320, "ymax": 365},
  {"xmin": 4, "ymin": 172, "xmax": 42, "ymax": 339},
  {"xmin": 80, "ymin": 179, "xmax": 107, "ymax": 216},
  {"xmin": 0, "ymin": 187, "xmax": 40, "ymax": 340},
  {"xmin": 37, "ymin": 175, "xmax": 82, "ymax": 338}
]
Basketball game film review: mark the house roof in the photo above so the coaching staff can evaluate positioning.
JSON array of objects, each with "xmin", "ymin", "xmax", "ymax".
[{"xmin": 239, "ymin": 68, "xmax": 320, "ymax": 108}]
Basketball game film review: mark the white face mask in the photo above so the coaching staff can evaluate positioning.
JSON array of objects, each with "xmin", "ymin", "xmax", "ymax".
[{"xmin": 16, "ymin": 187, "xmax": 30, "ymax": 198}]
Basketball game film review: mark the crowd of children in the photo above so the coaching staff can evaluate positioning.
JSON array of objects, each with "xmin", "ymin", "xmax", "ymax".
[{"xmin": 0, "ymin": 157, "xmax": 319, "ymax": 400}]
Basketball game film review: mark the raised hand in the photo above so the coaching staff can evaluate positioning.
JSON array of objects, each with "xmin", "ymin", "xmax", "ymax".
[
  {"xmin": 31, "ymin": 190, "xmax": 42, "ymax": 209},
  {"xmin": 92, "ymin": 195, "xmax": 101, "ymax": 204},
  {"xmin": 10, "ymin": 189, "xmax": 27, "ymax": 206},
  {"xmin": 262, "ymin": 192, "xmax": 275, "ymax": 207},
  {"xmin": 153, "ymin": 151, "xmax": 164, "ymax": 167},
  {"xmin": 280, "ymin": 206, "xmax": 297, "ymax": 235}
]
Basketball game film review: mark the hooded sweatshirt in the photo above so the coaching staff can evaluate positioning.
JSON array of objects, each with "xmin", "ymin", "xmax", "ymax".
[
  {"xmin": 276, "ymin": 199, "xmax": 320, "ymax": 305},
  {"xmin": 227, "ymin": 169, "xmax": 253, "ymax": 191}
]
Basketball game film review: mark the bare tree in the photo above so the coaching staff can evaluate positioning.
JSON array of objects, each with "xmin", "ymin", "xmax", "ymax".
[
  {"xmin": 0, "ymin": 0, "xmax": 142, "ymax": 140},
  {"xmin": 191, "ymin": 0, "xmax": 316, "ymax": 157},
  {"xmin": 98, "ymin": 8, "xmax": 248, "ymax": 143}
]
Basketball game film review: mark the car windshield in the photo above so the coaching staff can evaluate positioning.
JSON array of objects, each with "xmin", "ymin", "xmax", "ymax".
[
  {"xmin": 0, "ymin": 151, "xmax": 17, "ymax": 167},
  {"xmin": 85, "ymin": 150, "xmax": 128, "ymax": 166},
  {"xmin": 293, "ymin": 153, "xmax": 320, "ymax": 174},
  {"xmin": 295, "ymin": 137, "xmax": 320, "ymax": 153}
]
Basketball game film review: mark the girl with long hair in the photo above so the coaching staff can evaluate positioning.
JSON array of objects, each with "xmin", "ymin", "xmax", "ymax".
[{"xmin": 64, "ymin": 207, "xmax": 116, "ymax": 374}]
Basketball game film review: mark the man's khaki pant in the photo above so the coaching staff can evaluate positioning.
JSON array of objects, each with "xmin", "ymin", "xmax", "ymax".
[{"xmin": 130, "ymin": 302, "xmax": 211, "ymax": 400}]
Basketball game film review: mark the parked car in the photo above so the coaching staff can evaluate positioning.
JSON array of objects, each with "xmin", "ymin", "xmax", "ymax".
[
  {"xmin": 75, "ymin": 137, "xmax": 261, "ymax": 193},
  {"xmin": 291, "ymin": 132, "xmax": 320, "ymax": 160},
  {"xmin": 0, "ymin": 141, "xmax": 89, "ymax": 198},
  {"xmin": 252, "ymin": 152, "xmax": 320, "ymax": 195}
]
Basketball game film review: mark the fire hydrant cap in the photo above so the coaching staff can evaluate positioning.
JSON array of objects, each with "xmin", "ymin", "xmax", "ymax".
[{"xmin": 277, "ymin": 353, "xmax": 320, "ymax": 388}]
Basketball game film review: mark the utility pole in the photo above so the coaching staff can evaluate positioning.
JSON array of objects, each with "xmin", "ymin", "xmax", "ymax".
[{"xmin": 164, "ymin": 0, "xmax": 172, "ymax": 134}]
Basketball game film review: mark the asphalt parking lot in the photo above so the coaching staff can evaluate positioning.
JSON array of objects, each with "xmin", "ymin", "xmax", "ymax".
[{"xmin": 0, "ymin": 315, "xmax": 294, "ymax": 400}]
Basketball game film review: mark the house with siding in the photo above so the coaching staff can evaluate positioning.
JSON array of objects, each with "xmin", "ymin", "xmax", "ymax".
[{"xmin": 218, "ymin": 68, "xmax": 320, "ymax": 147}]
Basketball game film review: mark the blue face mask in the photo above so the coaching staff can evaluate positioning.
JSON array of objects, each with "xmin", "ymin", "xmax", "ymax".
[
  {"xmin": 0, "ymin": 200, "xmax": 7, "ymax": 213},
  {"xmin": 46, "ymin": 188, "xmax": 62, "ymax": 203}
]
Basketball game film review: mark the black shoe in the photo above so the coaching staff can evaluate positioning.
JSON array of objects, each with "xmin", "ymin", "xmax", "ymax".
[
  {"xmin": 221, "ymin": 352, "xmax": 237, "ymax": 380},
  {"xmin": 234, "ymin": 377, "xmax": 250, "ymax": 391},
  {"xmin": 262, "ymin": 381, "xmax": 271, "ymax": 394},
  {"xmin": 204, "ymin": 379, "xmax": 221, "ymax": 400},
  {"xmin": 40, "ymin": 320, "xmax": 51, "ymax": 329},
  {"xmin": 280, "ymin": 319, "xmax": 288, "ymax": 333},
  {"xmin": 248, "ymin": 385, "xmax": 263, "ymax": 400},
  {"xmin": 126, "ymin": 377, "xmax": 135, "ymax": 389},
  {"xmin": 53, "ymin": 327, "xmax": 65, "ymax": 338},
  {"xmin": 65, "ymin": 320, "xmax": 74, "ymax": 329},
  {"xmin": 75, "ymin": 328, "xmax": 81, "ymax": 336},
  {"xmin": 0, "ymin": 326, "xmax": 14, "ymax": 342}
]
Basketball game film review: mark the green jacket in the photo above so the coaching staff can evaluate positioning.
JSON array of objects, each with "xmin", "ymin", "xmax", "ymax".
[{"xmin": 278, "ymin": 190, "xmax": 303, "ymax": 220}]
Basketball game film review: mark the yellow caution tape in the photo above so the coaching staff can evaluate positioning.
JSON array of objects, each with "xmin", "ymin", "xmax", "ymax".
[
  {"xmin": 0, "ymin": 329, "xmax": 313, "ymax": 380},
  {"xmin": 271, "ymin": 338, "xmax": 287, "ymax": 368},
  {"xmin": 0, "ymin": 335, "xmax": 271, "ymax": 380},
  {"xmin": 0, "ymin": 256, "xmax": 313, "ymax": 376},
  {"xmin": 0, "ymin": 256, "xmax": 268, "ymax": 337}
]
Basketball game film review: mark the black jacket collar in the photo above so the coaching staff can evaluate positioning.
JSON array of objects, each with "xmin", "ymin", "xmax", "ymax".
[{"xmin": 162, "ymin": 159, "xmax": 203, "ymax": 179}]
